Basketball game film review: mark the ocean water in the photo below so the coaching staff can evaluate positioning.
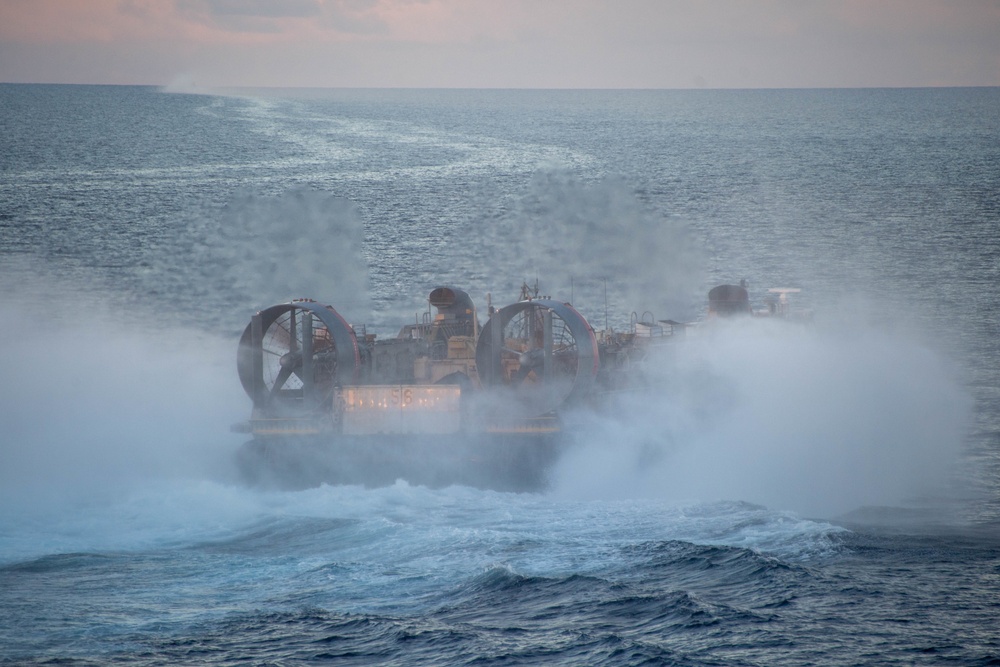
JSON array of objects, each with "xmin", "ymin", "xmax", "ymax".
[{"xmin": 1, "ymin": 84, "xmax": 999, "ymax": 665}]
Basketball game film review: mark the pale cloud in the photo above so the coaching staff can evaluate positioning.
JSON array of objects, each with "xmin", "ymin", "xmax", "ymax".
[
  {"xmin": 367, "ymin": 0, "xmax": 537, "ymax": 44},
  {"xmin": 201, "ymin": 0, "xmax": 323, "ymax": 18},
  {"xmin": 176, "ymin": 0, "xmax": 385, "ymax": 35},
  {"xmin": 834, "ymin": 0, "xmax": 1000, "ymax": 34},
  {"xmin": 0, "ymin": 0, "xmax": 997, "ymax": 87}
]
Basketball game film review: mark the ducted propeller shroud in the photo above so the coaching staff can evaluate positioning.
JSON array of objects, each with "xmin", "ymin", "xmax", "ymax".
[
  {"xmin": 237, "ymin": 301, "xmax": 360, "ymax": 410},
  {"xmin": 475, "ymin": 299, "xmax": 600, "ymax": 417}
]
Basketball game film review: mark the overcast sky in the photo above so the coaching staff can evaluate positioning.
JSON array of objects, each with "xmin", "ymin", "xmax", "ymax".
[{"xmin": 1, "ymin": 0, "xmax": 998, "ymax": 89}]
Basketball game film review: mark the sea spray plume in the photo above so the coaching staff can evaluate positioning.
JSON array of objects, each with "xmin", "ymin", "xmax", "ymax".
[
  {"xmin": 221, "ymin": 188, "xmax": 371, "ymax": 320},
  {"xmin": 179, "ymin": 188, "xmax": 372, "ymax": 329},
  {"xmin": 479, "ymin": 170, "xmax": 704, "ymax": 325},
  {"xmin": 159, "ymin": 74, "xmax": 206, "ymax": 95},
  {"xmin": 0, "ymin": 296, "xmax": 246, "ymax": 512},
  {"xmin": 552, "ymin": 314, "xmax": 970, "ymax": 518}
]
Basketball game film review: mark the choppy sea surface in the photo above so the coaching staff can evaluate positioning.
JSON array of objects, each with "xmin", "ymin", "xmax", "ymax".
[{"xmin": 1, "ymin": 84, "xmax": 999, "ymax": 665}]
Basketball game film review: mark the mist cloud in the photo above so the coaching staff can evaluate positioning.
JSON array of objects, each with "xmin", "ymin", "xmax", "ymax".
[
  {"xmin": 481, "ymin": 171, "xmax": 705, "ymax": 327},
  {"xmin": 0, "ymin": 298, "xmax": 247, "ymax": 513},
  {"xmin": 552, "ymin": 316, "xmax": 971, "ymax": 519}
]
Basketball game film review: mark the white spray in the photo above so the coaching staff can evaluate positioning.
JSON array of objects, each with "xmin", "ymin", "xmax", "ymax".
[{"xmin": 552, "ymin": 313, "xmax": 971, "ymax": 518}]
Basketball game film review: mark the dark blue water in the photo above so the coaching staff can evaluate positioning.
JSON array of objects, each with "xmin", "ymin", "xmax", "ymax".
[{"xmin": 1, "ymin": 84, "xmax": 999, "ymax": 665}]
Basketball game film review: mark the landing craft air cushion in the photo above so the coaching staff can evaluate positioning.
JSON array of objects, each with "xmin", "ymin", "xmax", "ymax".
[
  {"xmin": 233, "ymin": 282, "xmax": 803, "ymax": 489},
  {"xmin": 233, "ymin": 283, "xmax": 685, "ymax": 489}
]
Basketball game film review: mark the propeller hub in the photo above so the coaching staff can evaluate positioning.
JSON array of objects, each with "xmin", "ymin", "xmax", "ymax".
[
  {"xmin": 279, "ymin": 351, "xmax": 302, "ymax": 369},
  {"xmin": 518, "ymin": 348, "xmax": 545, "ymax": 368}
]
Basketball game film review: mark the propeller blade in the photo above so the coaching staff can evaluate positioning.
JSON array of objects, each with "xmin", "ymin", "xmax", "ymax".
[
  {"xmin": 512, "ymin": 364, "xmax": 534, "ymax": 383},
  {"xmin": 270, "ymin": 363, "xmax": 295, "ymax": 397}
]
